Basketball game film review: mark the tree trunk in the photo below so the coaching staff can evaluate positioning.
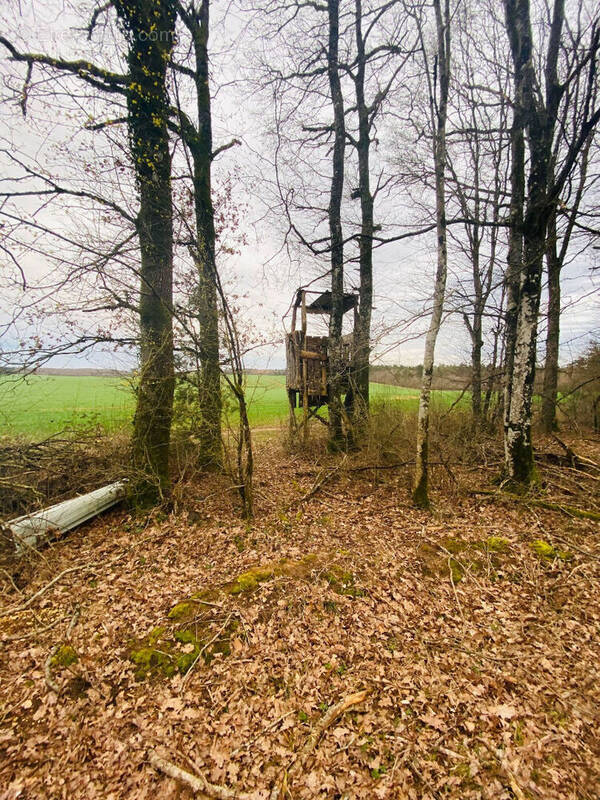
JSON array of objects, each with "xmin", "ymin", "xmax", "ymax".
[
  {"xmin": 115, "ymin": 0, "xmax": 176, "ymax": 505},
  {"xmin": 502, "ymin": 0, "xmax": 568, "ymax": 484},
  {"xmin": 326, "ymin": 0, "xmax": 346, "ymax": 451},
  {"xmin": 471, "ymin": 304, "xmax": 483, "ymax": 421},
  {"xmin": 351, "ymin": 0, "xmax": 373, "ymax": 431},
  {"xmin": 541, "ymin": 208, "xmax": 560, "ymax": 433},
  {"xmin": 191, "ymin": 0, "xmax": 222, "ymax": 468},
  {"xmin": 540, "ymin": 137, "xmax": 591, "ymax": 435},
  {"xmin": 504, "ymin": 210, "xmax": 546, "ymax": 483},
  {"xmin": 413, "ymin": 0, "xmax": 450, "ymax": 508},
  {"xmin": 502, "ymin": 81, "xmax": 525, "ymax": 445}
]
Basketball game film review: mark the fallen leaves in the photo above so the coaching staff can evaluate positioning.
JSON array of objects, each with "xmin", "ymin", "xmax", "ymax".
[{"xmin": 0, "ymin": 437, "xmax": 599, "ymax": 798}]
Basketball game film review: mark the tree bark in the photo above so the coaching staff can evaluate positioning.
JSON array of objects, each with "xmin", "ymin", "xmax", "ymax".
[
  {"xmin": 351, "ymin": 0, "xmax": 373, "ymax": 431},
  {"xmin": 186, "ymin": 0, "xmax": 222, "ymax": 468},
  {"xmin": 413, "ymin": 0, "xmax": 450, "ymax": 508},
  {"xmin": 502, "ymin": 4, "xmax": 526, "ymax": 450},
  {"xmin": 503, "ymin": 0, "xmax": 564, "ymax": 484},
  {"xmin": 115, "ymin": 0, "xmax": 177, "ymax": 505},
  {"xmin": 541, "ymin": 208, "xmax": 560, "ymax": 433},
  {"xmin": 541, "ymin": 137, "xmax": 591, "ymax": 434},
  {"xmin": 326, "ymin": 0, "xmax": 346, "ymax": 451}
]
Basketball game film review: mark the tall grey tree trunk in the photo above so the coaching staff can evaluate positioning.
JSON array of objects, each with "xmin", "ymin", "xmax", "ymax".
[
  {"xmin": 503, "ymin": 0, "xmax": 564, "ymax": 484},
  {"xmin": 351, "ymin": 0, "xmax": 373, "ymax": 432},
  {"xmin": 504, "ymin": 216, "xmax": 547, "ymax": 483},
  {"xmin": 502, "ymin": 50, "xmax": 525, "ymax": 449},
  {"xmin": 115, "ymin": 0, "xmax": 177, "ymax": 505},
  {"xmin": 413, "ymin": 0, "xmax": 450, "ymax": 508},
  {"xmin": 326, "ymin": 0, "xmax": 346, "ymax": 451},
  {"xmin": 541, "ymin": 139, "xmax": 591, "ymax": 434},
  {"xmin": 541, "ymin": 208, "xmax": 560, "ymax": 433},
  {"xmin": 190, "ymin": 0, "xmax": 222, "ymax": 468}
]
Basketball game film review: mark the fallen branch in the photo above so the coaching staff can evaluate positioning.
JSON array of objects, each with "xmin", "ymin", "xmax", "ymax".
[
  {"xmin": 270, "ymin": 689, "xmax": 370, "ymax": 800},
  {"xmin": 294, "ymin": 456, "xmax": 347, "ymax": 506},
  {"xmin": 6, "ymin": 529, "xmax": 169, "ymax": 616},
  {"xmin": 2, "ymin": 613, "xmax": 70, "ymax": 643},
  {"xmin": 147, "ymin": 690, "xmax": 370, "ymax": 800},
  {"xmin": 552, "ymin": 435, "xmax": 599, "ymax": 471},
  {"xmin": 8, "ymin": 564, "xmax": 94, "ymax": 614},
  {"xmin": 469, "ymin": 490, "xmax": 600, "ymax": 521},
  {"xmin": 148, "ymin": 750, "xmax": 249, "ymax": 799},
  {"xmin": 180, "ymin": 614, "xmax": 233, "ymax": 689}
]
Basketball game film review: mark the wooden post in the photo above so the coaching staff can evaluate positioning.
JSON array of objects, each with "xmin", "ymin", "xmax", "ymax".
[
  {"xmin": 291, "ymin": 302, "xmax": 297, "ymax": 335},
  {"xmin": 288, "ymin": 389, "xmax": 297, "ymax": 437}
]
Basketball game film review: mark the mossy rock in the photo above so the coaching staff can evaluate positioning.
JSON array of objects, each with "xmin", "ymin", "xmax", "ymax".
[
  {"xmin": 226, "ymin": 566, "xmax": 275, "ymax": 595},
  {"xmin": 439, "ymin": 537, "xmax": 468, "ymax": 555},
  {"xmin": 50, "ymin": 644, "xmax": 78, "ymax": 668},
  {"xmin": 530, "ymin": 539, "xmax": 572, "ymax": 562},
  {"xmin": 223, "ymin": 554, "xmax": 320, "ymax": 596},
  {"xmin": 449, "ymin": 559, "xmax": 464, "ymax": 584},
  {"xmin": 130, "ymin": 645, "xmax": 176, "ymax": 681}
]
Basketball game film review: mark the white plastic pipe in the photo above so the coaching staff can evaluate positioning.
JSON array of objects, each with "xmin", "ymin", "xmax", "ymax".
[{"xmin": 4, "ymin": 481, "xmax": 127, "ymax": 554}]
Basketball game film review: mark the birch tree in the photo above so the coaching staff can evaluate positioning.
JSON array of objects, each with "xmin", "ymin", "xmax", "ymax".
[{"xmin": 412, "ymin": 0, "xmax": 451, "ymax": 508}]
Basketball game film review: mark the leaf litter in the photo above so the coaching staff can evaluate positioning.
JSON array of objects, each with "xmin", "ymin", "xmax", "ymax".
[{"xmin": 1, "ymin": 436, "xmax": 599, "ymax": 799}]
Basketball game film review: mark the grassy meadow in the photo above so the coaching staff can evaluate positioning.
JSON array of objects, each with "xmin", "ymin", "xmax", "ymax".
[{"xmin": 0, "ymin": 373, "xmax": 465, "ymax": 438}]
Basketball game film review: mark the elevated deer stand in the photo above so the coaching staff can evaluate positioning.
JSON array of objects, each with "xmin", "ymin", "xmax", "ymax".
[{"xmin": 286, "ymin": 288, "xmax": 358, "ymax": 442}]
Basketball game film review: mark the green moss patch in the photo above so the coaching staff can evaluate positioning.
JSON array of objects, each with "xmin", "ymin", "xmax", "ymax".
[
  {"xmin": 418, "ymin": 542, "xmax": 466, "ymax": 584},
  {"xmin": 50, "ymin": 644, "xmax": 78, "ymax": 668},
  {"xmin": 484, "ymin": 536, "xmax": 509, "ymax": 553},
  {"xmin": 530, "ymin": 539, "xmax": 572, "ymax": 562},
  {"xmin": 128, "ymin": 618, "xmax": 239, "ymax": 681},
  {"xmin": 135, "ymin": 553, "xmax": 365, "ymax": 681},
  {"xmin": 222, "ymin": 554, "xmax": 321, "ymax": 596},
  {"xmin": 418, "ymin": 534, "xmax": 513, "ymax": 585},
  {"xmin": 226, "ymin": 565, "xmax": 275, "ymax": 595},
  {"xmin": 168, "ymin": 601, "xmax": 197, "ymax": 621},
  {"xmin": 323, "ymin": 566, "xmax": 366, "ymax": 597}
]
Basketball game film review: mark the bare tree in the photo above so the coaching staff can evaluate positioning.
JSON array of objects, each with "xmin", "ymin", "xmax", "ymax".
[
  {"xmin": 1, "ymin": 0, "xmax": 179, "ymax": 505},
  {"xmin": 171, "ymin": 0, "xmax": 239, "ymax": 469},
  {"xmin": 446, "ymin": 1, "xmax": 510, "ymax": 425},
  {"xmin": 503, "ymin": 0, "xmax": 600, "ymax": 484},
  {"xmin": 412, "ymin": 0, "xmax": 451, "ymax": 508}
]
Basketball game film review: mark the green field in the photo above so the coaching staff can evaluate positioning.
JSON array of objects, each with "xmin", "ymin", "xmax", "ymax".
[{"xmin": 0, "ymin": 374, "xmax": 464, "ymax": 438}]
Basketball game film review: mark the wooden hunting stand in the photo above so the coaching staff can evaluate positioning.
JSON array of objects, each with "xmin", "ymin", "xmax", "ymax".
[{"xmin": 286, "ymin": 288, "xmax": 358, "ymax": 440}]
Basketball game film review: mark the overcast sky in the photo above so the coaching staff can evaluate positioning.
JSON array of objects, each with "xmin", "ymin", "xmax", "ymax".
[{"xmin": 0, "ymin": 0, "xmax": 598, "ymax": 373}]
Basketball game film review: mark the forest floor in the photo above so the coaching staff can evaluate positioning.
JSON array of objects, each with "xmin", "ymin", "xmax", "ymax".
[{"xmin": 1, "ymin": 433, "xmax": 599, "ymax": 799}]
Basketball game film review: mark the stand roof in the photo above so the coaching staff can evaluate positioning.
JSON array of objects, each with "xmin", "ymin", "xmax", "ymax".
[{"xmin": 294, "ymin": 289, "xmax": 358, "ymax": 315}]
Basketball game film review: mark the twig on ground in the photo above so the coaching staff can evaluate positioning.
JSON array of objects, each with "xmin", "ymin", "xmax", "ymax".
[
  {"xmin": 7, "ymin": 564, "xmax": 94, "ymax": 614},
  {"xmin": 1, "ymin": 568, "xmax": 23, "ymax": 595},
  {"xmin": 230, "ymin": 710, "xmax": 296, "ymax": 757},
  {"xmin": 44, "ymin": 645, "xmax": 61, "ymax": 693},
  {"xmin": 148, "ymin": 750, "xmax": 249, "ymax": 799},
  {"xmin": 270, "ymin": 689, "xmax": 370, "ymax": 800},
  {"xmin": 447, "ymin": 557, "xmax": 465, "ymax": 625},
  {"xmin": 294, "ymin": 457, "xmax": 347, "ymax": 507},
  {"xmin": 148, "ymin": 690, "xmax": 370, "ymax": 800},
  {"xmin": 180, "ymin": 614, "xmax": 233, "ymax": 689},
  {"xmin": 2, "ymin": 614, "xmax": 70, "ymax": 643}
]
